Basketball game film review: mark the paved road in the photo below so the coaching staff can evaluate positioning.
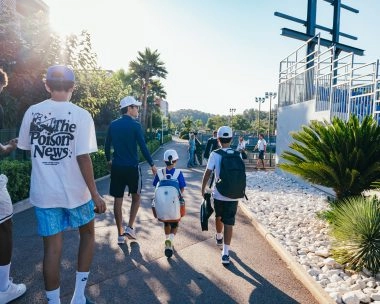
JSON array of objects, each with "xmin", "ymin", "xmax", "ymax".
[{"xmin": 10, "ymin": 137, "xmax": 319, "ymax": 304}]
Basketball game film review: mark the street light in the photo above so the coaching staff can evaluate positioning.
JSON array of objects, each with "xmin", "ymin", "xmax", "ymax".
[
  {"xmin": 255, "ymin": 97, "xmax": 265, "ymax": 137},
  {"xmin": 229, "ymin": 108, "xmax": 236, "ymax": 124},
  {"xmin": 265, "ymin": 92, "xmax": 277, "ymax": 166}
]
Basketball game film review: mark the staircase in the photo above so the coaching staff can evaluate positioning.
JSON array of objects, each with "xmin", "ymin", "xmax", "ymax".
[{"xmin": 244, "ymin": 152, "xmax": 276, "ymax": 171}]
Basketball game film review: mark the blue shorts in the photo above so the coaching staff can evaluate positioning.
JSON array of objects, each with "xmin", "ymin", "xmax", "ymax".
[{"xmin": 35, "ymin": 200, "xmax": 95, "ymax": 237}]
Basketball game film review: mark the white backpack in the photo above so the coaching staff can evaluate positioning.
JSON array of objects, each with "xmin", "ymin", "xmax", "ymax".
[{"xmin": 152, "ymin": 168, "xmax": 184, "ymax": 222}]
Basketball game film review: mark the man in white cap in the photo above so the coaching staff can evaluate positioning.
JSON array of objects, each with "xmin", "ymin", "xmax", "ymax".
[{"xmin": 105, "ymin": 96, "xmax": 157, "ymax": 244}]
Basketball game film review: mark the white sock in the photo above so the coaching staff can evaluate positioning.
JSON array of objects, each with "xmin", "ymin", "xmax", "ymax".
[
  {"xmin": 169, "ymin": 233, "xmax": 174, "ymax": 241},
  {"xmin": 0, "ymin": 263, "xmax": 10, "ymax": 291},
  {"xmin": 70, "ymin": 271, "xmax": 89, "ymax": 304},
  {"xmin": 216, "ymin": 233, "xmax": 223, "ymax": 240},
  {"xmin": 46, "ymin": 287, "xmax": 60, "ymax": 304},
  {"xmin": 222, "ymin": 244, "xmax": 230, "ymax": 256}
]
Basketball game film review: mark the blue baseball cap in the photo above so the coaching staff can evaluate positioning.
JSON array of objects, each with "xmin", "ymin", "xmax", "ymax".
[{"xmin": 46, "ymin": 65, "xmax": 75, "ymax": 82}]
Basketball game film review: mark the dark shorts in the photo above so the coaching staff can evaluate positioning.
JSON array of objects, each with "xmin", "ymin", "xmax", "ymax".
[
  {"xmin": 214, "ymin": 199, "xmax": 238, "ymax": 226},
  {"xmin": 110, "ymin": 165, "xmax": 142, "ymax": 197},
  {"xmin": 259, "ymin": 150, "xmax": 265, "ymax": 160},
  {"xmin": 164, "ymin": 222, "xmax": 179, "ymax": 229}
]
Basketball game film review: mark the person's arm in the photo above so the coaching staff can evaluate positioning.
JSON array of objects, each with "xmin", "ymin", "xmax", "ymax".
[
  {"xmin": 136, "ymin": 126, "xmax": 157, "ymax": 175},
  {"xmin": 201, "ymin": 169, "xmax": 212, "ymax": 197},
  {"xmin": 0, "ymin": 138, "xmax": 17, "ymax": 155},
  {"xmin": 77, "ymin": 154, "xmax": 106, "ymax": 214}
]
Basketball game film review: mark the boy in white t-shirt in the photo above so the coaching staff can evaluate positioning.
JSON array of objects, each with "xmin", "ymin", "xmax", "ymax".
[
  {"xmin": 201, "ymin": 126, "xmax": 239, "ymax": 265},
  {"xmin": 17, "ymin": 65, "xmax": 106, "ymax": 304}
]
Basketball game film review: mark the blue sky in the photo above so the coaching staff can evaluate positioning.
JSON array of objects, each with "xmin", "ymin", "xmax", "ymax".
[{"xmin": 44, "ymin": 0, "xmax": 379, "ymax": 115}]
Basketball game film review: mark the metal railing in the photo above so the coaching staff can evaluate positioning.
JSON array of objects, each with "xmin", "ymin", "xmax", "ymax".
[{"xmin": 278, "ymin": 34, "xmax": 380, "ymax": 123}]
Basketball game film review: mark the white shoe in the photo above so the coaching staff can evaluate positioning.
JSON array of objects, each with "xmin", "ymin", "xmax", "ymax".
[
  {"xmin": 117, "ymin": 235, "xmax": 125, "ymax": 244},
  {"xmin": 0, "ymin": 279, "xmax": 26, "ymax": 304},
  {"xmin": 125, "ymin": 226, "xmax": 136, "ymax": 240}
]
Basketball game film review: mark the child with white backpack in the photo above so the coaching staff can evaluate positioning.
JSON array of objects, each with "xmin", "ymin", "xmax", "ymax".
[{"xmin": 152, "ymin": 149, "xmax": 186, "ymax": 258}]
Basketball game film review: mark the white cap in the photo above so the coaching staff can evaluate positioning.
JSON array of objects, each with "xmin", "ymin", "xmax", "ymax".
[
  {"xmin": 120, "ymin": 96, "xmax": 142, "ymax": 109},
  {"xmin": 217, "ymin": 126, "xmax": 233, "ymax": 138},
  {"xmin": 164, "ymin": 149, "xmax": 179, "ymax": 163}
]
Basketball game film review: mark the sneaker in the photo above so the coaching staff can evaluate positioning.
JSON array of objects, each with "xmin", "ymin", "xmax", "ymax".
[
  {"xmin": 0, "ymin": 279, "xmax": 26, "ymax": 303},
  {"xmin": 215, "ymin": 234, "xmax": 223, "ymax": 247},
  {"xmin": 221, "ymin": 254, "xmax": 230, "ymax": 265},
  {"xmin": 117, "ymin": 234, "xmax": 125, "ymax": 244},
  {"xmin": 164, "ymin": 239, "xmax": 173, "ymax": 258},
  {"xmin": 125, "ymin": 226, "xmax": 137, "ymax": 240}
]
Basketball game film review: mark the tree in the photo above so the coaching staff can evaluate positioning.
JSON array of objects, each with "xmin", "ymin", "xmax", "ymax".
[
  {"xmin": 206, "ymin": 115, "xmax": 228, "ymax": 131},
  {"xmin": 129, "ymin": 48, "xmax": 168, "ymax": 129},
  {"xmin": 231, "ymin": 114, "xmax": 250, "ymax": 131},
  {"xmin": 279, "ymin": 115, "xmax": 380, "ymax": 200}
]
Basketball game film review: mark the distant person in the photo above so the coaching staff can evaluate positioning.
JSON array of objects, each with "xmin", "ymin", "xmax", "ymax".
[
  {"xmin": 187, "ymin": 133, "xmax": 196, "ymax": 168},
  {"xmin": 0, "ymin": 68, "xmax": 26, "ymax": 304},
  {"xmin": 255, "ymin": 133, "xmax": 267, "ymax": 169},
  {"xmin": 201, "ymin": 126, "xmax": 246, "ymax": 265},
  {"xmin": 152, "ymin": 149, "xmax": 186, "ymax": 258},
  {"xmin": 203, "ymin": 130, "xmax": 219, "ymax": 160},
  {"xmin": 194, "ymin": 132, "xmax": 203, "ymax": 166},
  {"xmin": 105, "ymin": 96, "xmax": 157, "ymax": 244},
  {"xmin": 18, "ymin": 65, "xmax": 107, "ymax": 304},
  {"xmin": 236, "ymin": 135, "xmax": 247, "ymax": 159}
]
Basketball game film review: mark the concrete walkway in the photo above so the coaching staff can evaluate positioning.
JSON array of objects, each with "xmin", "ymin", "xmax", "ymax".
[{"xmin": 10, "ymin": 137, "xmax": 321, "ymax": 304}]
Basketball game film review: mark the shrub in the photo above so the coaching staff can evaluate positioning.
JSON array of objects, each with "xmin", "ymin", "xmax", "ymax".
[
  {"xmin": 327, "ymin": 196, "xmax": 380, "ymax": 274},
  {"xmin": 0, "ymin": 159, "xmax": 31, "ymax": 203},
  {"xmin": 90, "ymin": 149, "xmax": 108, "ymax": 179},
  {"xmin": 279, "ymin": 115, "xmax": 380, "ymax": 200}
]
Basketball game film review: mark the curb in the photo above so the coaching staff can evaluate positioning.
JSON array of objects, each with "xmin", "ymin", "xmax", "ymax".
[{"xmin": 239, "ymin": 203, "xmax": 335, "ymax": 304}]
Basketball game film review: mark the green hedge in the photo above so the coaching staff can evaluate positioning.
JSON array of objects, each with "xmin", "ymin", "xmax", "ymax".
[{"xmin": 0, "ymin": 159, "xmax": 31, "ymax": 203}]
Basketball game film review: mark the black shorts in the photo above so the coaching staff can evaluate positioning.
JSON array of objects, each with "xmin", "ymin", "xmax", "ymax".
[
  {"xmin": 259, "ymin": 150, "xmax": 265, "ymax": 160},
  {"xmin": 110, "ymin": 165, "xmax": 142, "ymax": 197},
  {"xmin": 214, "ymin": 199, "xmax": 238, "ymax": 226},
  {"xmin": 164, "ymin": 222, "xmax": 179, "ymax": 229}
]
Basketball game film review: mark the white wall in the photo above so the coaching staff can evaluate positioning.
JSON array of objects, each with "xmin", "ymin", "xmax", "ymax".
[{"xmin": 275, "ymin": 99, "xmax": 335, "ymax": 196}]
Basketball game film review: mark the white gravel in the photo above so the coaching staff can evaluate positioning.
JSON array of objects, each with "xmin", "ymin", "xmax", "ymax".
[{"xmin": 242, "ymin": 170, "xmax": 380, "ymax": 304}]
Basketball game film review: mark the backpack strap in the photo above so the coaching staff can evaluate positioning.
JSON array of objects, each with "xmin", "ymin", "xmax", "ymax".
[
  {"xmin": 157, "ymin": 168, "xmax": 166, "ymax": 181},
  {"xmin": 171, "ymin": 169, "xmax": 181, "ymax": 180}
]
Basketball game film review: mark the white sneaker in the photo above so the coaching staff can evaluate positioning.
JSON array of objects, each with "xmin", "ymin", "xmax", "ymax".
[
  {"xmin": 125, "ymin": 226, "xmax": 136, "ymax": 240},
  {"xmin": 117, "ymin": 235, "xmax": 125, "ymax": 244},
  {"xmin": 0, "ymin": 279, "xmax": 26, "ymax": 304}
]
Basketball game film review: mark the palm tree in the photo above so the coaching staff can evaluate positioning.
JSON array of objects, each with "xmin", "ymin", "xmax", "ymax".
[
  {"xmin": 148, "ymin": 79, "xmax": 167, "ymax": 132},
  {"xmin": 279, "ymin": 115, "xmax": 380, "ymax": 200},
  {"xmin": 129, "ymin": 48, "xmax": 168, "ymax": 128}
]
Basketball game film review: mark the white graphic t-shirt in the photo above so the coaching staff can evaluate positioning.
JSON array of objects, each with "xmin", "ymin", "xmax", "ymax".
[{"xmin": 18, "ymin": 99, "xmax": 98, "ymax": 208}]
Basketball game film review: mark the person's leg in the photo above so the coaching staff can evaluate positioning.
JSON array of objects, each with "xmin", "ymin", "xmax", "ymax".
[
  {"xmin": 164, "ymin": 222, "xmax": 171, "ymax": 238},
  {"xmin": 43, "ymin": 232, "xmax": 63, "ymax": 291},
  {"xmin": 113, "ymin": 197, "xmax": 124, "ymax": 236},
  {"xmin": 71, "ymin": 220, "xmax": 95, "ymax": 304},
  {"xmin": 0, "ymin": 219, "xmax": 12, "ymax": 266},
  {"xmin": 213, "ymin": 199, "xmax": 224, "ymax": 246},
  {"xmin": 128, "ymin": 193, "xmax": 141, "ymax": 228},
  {"xmin": 220, "ymin": 201, "xmax": 238, "ymax": 264}
]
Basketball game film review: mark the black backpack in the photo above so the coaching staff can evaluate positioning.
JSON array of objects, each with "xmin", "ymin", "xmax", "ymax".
[{"xmin": 214, "ymin": 148, "xmax": 246, "ymax": 199}]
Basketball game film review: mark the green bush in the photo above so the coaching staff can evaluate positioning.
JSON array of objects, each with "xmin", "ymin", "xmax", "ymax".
[
  {"xmin": 0, "ymin": 159, "xmax": 31, "ymax": 203},
  {"xmin": 327, "ymin": 196, "xmax": 380, "ymax": 274},
  {"xmin": 90, "ymin": 149, "xmax": 109, "ymax": 179},
  {"xmin": 279, "ymin": 115, "xmax": 380, "ymax": 200}
]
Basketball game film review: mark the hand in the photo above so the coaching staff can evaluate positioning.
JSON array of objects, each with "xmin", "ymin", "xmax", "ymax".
[
  {"xmin": 151, "ymin": 165, "xmax": 157, "ymax": 176},
  {"xmin": 8, "ymin": 138, "xmax": 18, "ymax": 149},
  {"xmin": 93, "ymin": 193, "xmax": 106, "ymax": 214}
]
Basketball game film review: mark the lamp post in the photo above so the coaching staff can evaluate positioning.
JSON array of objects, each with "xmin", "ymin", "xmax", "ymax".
[
  {"xmin": 255, "ymin": 97, "xmax": 265, "ymax": 137},
  {"xmin": 265, "ymin": 92, "xmax": 277, "ymax": 167},
  {"xmin": 229, "ymin": 108, "xmax": 236, "ymax": 125}
]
